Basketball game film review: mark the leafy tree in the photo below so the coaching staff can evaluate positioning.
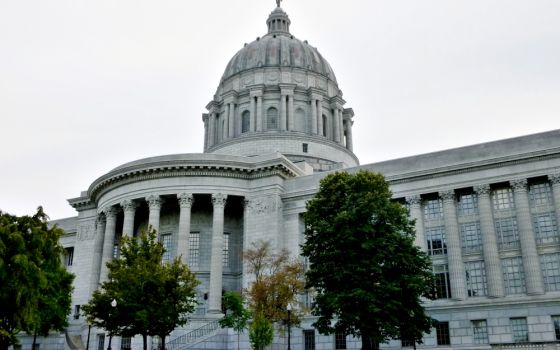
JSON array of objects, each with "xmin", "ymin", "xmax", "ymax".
[
  {"xmin": 248, "ymin": 312, "xmax": 273, "ymax": 350},
  {"xmin": 244, "ymin": 240, "xmax": 305, "ymax": 324},
  {"xmin": 0, "ymin": 207, "xmax": 74, "ymax": 350},
  {"xmin": 219, "ymin": 291, "xmax": 250, "ymax": 350},
  {"xmin": 82, "ymin": 229, "xmax": 199, "ymax": 350},
  {"xmin": 302, "ymin": 170, "xmax": 435, "ymax": 350}
]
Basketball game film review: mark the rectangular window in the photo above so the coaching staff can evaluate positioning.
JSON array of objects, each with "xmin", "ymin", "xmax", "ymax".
[
  {"xmin": 433, "ymin": 264, "xmax": 452, "ymax": 299},
  {"xmin": 74, "ymin": 305, "xmax": 80, "ymax": 319},
  {"xmin": 32, "ymin": 344, "xmax": 40, "ymax": 350},
  {"xmin": 533, "ymin": 213, "xmax": 559, "ymax": 245},
  {"xmin": 510, "ymin": 317, "xmax": 528, "ymax": 343},
  {"xmin": 552, "ymin": 315, "xmax": 560, "ymax": 341},
  {"xmin": 304, "ymin": 330, "xmax": 315, "ymax": 350},
  {"xmin": 188, "ymin": 232, "xmax": 200, "ymax": 268},
  {"xmin": 97, "ymin": 335, "xmax": 105, "ymax": 350},
  {"xmin": 436, "ymin": 322, "xmax": 451, "ymax": 345},
  {"xmin": 401, "ymin": 333, "xmax": 415, "ymax": 348},
  {"xmin": 541, "ymin": 253, "xmax": 560, "ymax": 291},
  {"xmin": 465, "ymin": 261, "xmax": 487, "ymax": 297},
  {"xmin": 335, "ymin": 331, "xmax": 346, "ymax": 350},
  {"xmin": 424, "ymin": 199, "xmax": 443, "ymax": 220},
  {"xmin": 458, "ymin": 193, "xmax": 478, "ymax": 216},
  {"xmin": 460, "ymin": 222, "xmax": 482, "ymax": 253},
  {"xmin": 161, "ymin": 233, "xmax": 172, "ymax": 263},
  {"xmin": 120, "ymin": 336, "xmax": 131, "ymax": 350},
  {"xmin": 64, "ymin": 247, "xmax": 74, "ymax": 267},
  {"xmin": 495, "ymin": 218, "xmax": 520, "ymax": 250},
  {"xmin": 303, "ymin": 143, "xmax": 309, "ymax": 153},
  {"xmin": 492, "ymin": 188, "xmax": 515, "ymax": 210},
  {"xmin": 426, "ymin": 227, "xmax": 447, "ymax": 256},
  {"xmin": 530, "ymin": 182, "xmax": 553, "ymax": 207},
  {"xmin": 472, "ymin": 320, "xmax": 489, "ymax": 344},
  {"xmin": 502, "ymin": 257, "xmax": 526, "ymax": 295},
  {"xmin": 223, "ymin": 233, "xmax": 230, "ymax": 267}
]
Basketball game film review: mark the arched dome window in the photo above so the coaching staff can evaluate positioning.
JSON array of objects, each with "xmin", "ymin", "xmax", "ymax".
[
  {"xmin": 267, "ymin": 107, "xmax": 278, "ymax": 130},
  {"xmin": 241, "ymin": 111, "xmax": 250, "ymax": 133},
  {"xmin": 294, "ymin": 108, "xmax": 306, "ymax": 132}
]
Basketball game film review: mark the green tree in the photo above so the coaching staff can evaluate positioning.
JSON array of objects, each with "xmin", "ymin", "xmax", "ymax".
[
  {"xmin": 302, "ymin": 170, "xmax": 435, "ymax": 350},
  {"xmin": 0, "ymin": 207, "xmax": 74, "ymax": 350},
  {"xmin": 244, "ymin": 240, "xmax": 305, "ymax": 324},
  {"xmin": 219, "ymin": 291, "xmax": 250, "ymax": 350},
  {"xmin": 82, "ymin": 229, "xmax": 199, "ymax": 350},
  {"xmin": 248, "ymin": 312, "xmax": 273, "ymax": 350}
]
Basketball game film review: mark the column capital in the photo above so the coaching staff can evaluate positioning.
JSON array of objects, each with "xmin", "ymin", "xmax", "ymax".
[
  {"xmin": 549, "ymin": 173, "xmax": 560, "ymax": 185},
  {"xmin": 120, "ymin": 199, "xmax": 138, "ymax": 213},
  {"xmin": 147, "ymin": 194, "xmax": 163, "ymax": 210},
  {"xmin": 510, "ymin": 178, "xmax": 528, "ymax": 191},
  {"xmin": 96, "ymin": 213, "xmax": 107, "ymax": 225},
  {"xmin": 439, "ymin": 190, "xmax": 456, "ymax": 202},
  {"xmin": 202, "ymin": 113, "xmax": 209, "ymax": 122},
  {"xmin": 406, "ymin": 195, "xmax": 422, "ymax": 206},
  {"xmin": 212, "ymin": 193, "xmax": 227, "ymax": 208},
  {"xmin": 474, "ymin": 184, "xmax": 491, "ymax": 195},
  {"xmin": 102, "ymin": 206, "xmax": 118, "ymax": 219},
  {"xmin": 178, "ymin": 193, "xmax": 194, "ymax": 208}
]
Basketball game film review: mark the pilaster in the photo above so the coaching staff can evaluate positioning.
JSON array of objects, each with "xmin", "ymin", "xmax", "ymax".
[{"xmin": 406, "ymin": 195, "xmax": 426, "ymax": 251}]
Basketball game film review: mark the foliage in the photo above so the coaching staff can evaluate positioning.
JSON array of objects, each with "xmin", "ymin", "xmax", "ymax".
[
  {"xmin": 219, "ymin": 291, "xmax": 250, "ymax": 350},
  {"xmin": 82, "ymin": 228, "xmax": 199, "ymax": 350},
  {"xmin": 302, "ymin": 170, "xmax": 435, "ymax": 350},
  {"xmin": 0, "ymin": 207, "xmax": 74, "ymax": 350},
  {"xmin": 248, "ymin": 312, "xmax": 274, "ymax": 350},
  {"xmin": 244, "ymin": 240, "xmax": 305, "ymax": 324}
]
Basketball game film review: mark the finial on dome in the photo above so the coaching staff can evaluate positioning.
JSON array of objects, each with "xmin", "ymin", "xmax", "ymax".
[{"xmin": 276, "ymin": 0, "xmax": 282, "ymax": 7}]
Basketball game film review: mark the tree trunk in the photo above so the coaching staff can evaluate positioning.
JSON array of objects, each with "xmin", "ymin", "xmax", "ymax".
[{"xmin": 142, "ymin": 334, "xmax": 147, "ymax": 350}]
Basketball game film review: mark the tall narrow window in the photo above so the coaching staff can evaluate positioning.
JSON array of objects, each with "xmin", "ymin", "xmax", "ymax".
[
  {"xmin": 472, "ymin": 320, "xmax": 489, "ymax": 344},
  {"xmin": 551, "ymin": 315, "xmax": 560, "ymax": 341},
  {"xmin": 433, "ymin": 264, "xmax": 451, "ymax": 299},
  {"xmin": 241, "ymin": 111, "xmax": 250, "ymax": 133},
  {"xmin": 495, "ymin": 218, "xmax": 520, "ymax": 250},
  {"xmin": 529, "ymin": 182, "xmax": 553, "ymax": 206},
  {"xmin": 223, "ymin": 233, "xmax": 230, "ymax": 267},
  {"xmin": 533, "ymin": 213, "xmax": 559, "ymax": 244},
  {"xmin": 492, "ymin": 188, "xmax": 514, "ymax": 210},
  {"xmin": 335, "ymin": 331, "xmax": 346, "ymax": 350},
  {"xmin": 458, "ymin": 193, "xmax": 478, "ymax": 216},
  {"xmin": 188, "ymin": 232, "xmax": 200, "ymax": 268},
  {"xmin": 426, "ymin": 227, "xmax": 447, "ymax": 255},
  {"xmin": 161, "ymin": 233, "xmax": 172, "ymax": 263},
  {"xmin": 74, "ymin": 305, "xmax": 80, "ymax": 319},
  {"xmin": 64, "ymin": 247, "xmax": 74, "ymax": 267},
  {"xmin": 304, "ymin": 330, "xmax": 315, "ymax": 350},
  {"xmin": 541, "ymin": 253, "xmax": 560, "ymax": 291},
  {"xmin": 97, "ymin": 335, "xmax": 105, "ymax": 350},
  {"xmin": 424, "ymin": 199, "xmax": 443, "ymax": 220},
  {"xmin": 510, "ymin": 317, "xmax": 528, "ymax": 343},
  {"xmin": 267, "ymin": 107, "xmax": 278, "ymax": 130},
  {"xmin": 120, "ymin": 337, "xmax": 131, "ymax": 350},
  {"xmin": 502, "ymin": 257, "xmax": 526, "ymax": 294},
  {"xmin": 436, "ymin": 322, "xmax": 451, "ymax": 345},
  {"xmin": 465, "ymin": 261, "xmax": 487, "ymax": 297},
  {"xmin": 460, "ymin": 222, "xmax": 482, "ymax": 253}
]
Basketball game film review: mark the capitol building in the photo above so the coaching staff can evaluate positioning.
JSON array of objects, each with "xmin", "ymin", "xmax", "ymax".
[{"xmin": 25, "ymin": 2, "xmax": 560, "ymax": 350}]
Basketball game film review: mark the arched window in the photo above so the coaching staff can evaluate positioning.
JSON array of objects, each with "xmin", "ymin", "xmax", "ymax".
[
  {"xmin": 241, "ymin": 111, "xmax": 250, "ymax": 133},
  {"xmin": 294, "ymin": 108, "xmax": 306, "ymax": 132},
  {"xmin": 267, "ymin": 107, "xmax": 278, "ymax": 130}
]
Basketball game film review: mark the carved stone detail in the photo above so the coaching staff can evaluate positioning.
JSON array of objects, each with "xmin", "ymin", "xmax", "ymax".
[
  {"xmin": 178, "ymin": 193, "xmax": 194, "ymax": 208},
  {"xmin": 439, "ymin": 190, "xmax": 455, "ymax": 201},
  {"xmin": 406, "ymin": 195, "xmax": 421, "ymax": 206},
  {"xmin": 77, "ymin": 222, "xmax": 96, "ymax": 241},
  {"xmin": 147, "ymin": 195, "xmax": 162, "ymax": 210},
  {"xmin": 549, "ymin": 173, "xmax": 560, "ymax": 185},
  {"xmin": 120, "ymin": 199, "xmax": 138, "ymax": 213},
  {"xmin": 102, "ymin": 206, "xmax": 117, "ymax": 219},
  {"xmin": 247, "ymin": 197, "xmax": 277, "ymax": 214},
  {"xmin": 510, "ymin": 178, "xmax": 528, "ymax": 191},
  {"xmin": 474, "ymin": 184, "xmax": 491, "ymax": 196},
  {"xmin": 212, "ymin": 193, "xmax": 227, "ymax": 208}
]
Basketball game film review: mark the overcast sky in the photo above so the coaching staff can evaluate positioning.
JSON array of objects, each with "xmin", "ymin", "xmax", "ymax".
[{"xmin": 1, "ymin": 0, "xmax": 559, "ymax": 219}]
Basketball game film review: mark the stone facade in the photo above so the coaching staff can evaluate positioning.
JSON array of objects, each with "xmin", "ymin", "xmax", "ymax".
[{"xmin": 18, "ymin": 3, "xmax": 560, "ymax": 350}]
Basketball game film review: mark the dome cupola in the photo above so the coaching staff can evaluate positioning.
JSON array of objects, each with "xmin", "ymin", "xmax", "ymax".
[{"xmin": 201, "ymin": 1, "xmax": 358, "ymax": 172}]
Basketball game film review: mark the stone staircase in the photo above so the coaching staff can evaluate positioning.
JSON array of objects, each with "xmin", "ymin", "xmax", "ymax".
[{"xmin": 165, "ymin": 320, "xmax": 222, "ymax": 350}]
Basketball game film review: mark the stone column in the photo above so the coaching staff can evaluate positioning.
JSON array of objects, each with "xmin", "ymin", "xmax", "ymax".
[
  {"xmin": 317, "ymin": 105, "xmax": 323, "ymax": 136},
  {"xmin": 90, "ymin": 214, "xmax": 106, "ymax": 292},
  {"xmin": 345, "ymin": 120, "xmax": 354, "ymax": 151},
  {"xmin": 310, "ymin": 99, "xmax": 318, "ymax": 134},
  {"xmin": 474, "ymin": 184, "xmax": 504, "ymax": 298},
  {"xmin": 99, "ymin": 207, "xmax": 117, "ymax": 283},
  {"xmin": 147, "ymin": 194, "xmax": 162, "ymax": 235},
  {"xmin": 550, "ymin": 174, "xmax": 560, "ymax": 230},
  {"xmin": 287, "ymin": 94, "xmax": 294, "ymax": 131},
  {"xmin": 177, "ymin": 193, "xmax": 194, "ymax": 265},
  {"xmin": 228, "ymin": 103, "xmax": 235, "ymax": 138},
  {"xmin": 208, "ymin": 112, "xmax": 216, "ymax": 147},
  {"xmin": 511, "ymin": 179, "xmax": 544, "ymax": 295},
  {"xmin": 120, "ymin": 200, "xmax": 137, "ymax": 237},
  {"xmin": 250, "ymin": 96, "xmax": 256, "ymax": 132},
  {"xmin": 202, "ymin": 113, "xmax": 209, "ymax": 150},
  {"xmin": 280, "ymin": 94, "xmax": 287, "ymax": 131},
  {"xmin": 440, "ymin": 190, "xmax": 467, "ymax": 300},
  {"xmin": 338, "ymin": 109, "xmax": 345, "ymax": 144},
  {"xmin": 406, "ymin": 195, "xmax": 426, "ymax": 251},
  {"xmin": 256, "ymin": 95, "xmax": 263, "ymax": 132},
  {"xmin": 208, "ymin": 193, "xmax": 227, "ymax": 315},
  {"xmin": 333, "ymin": 109, "xmax": 341, "ymax": 143},
  {"xmin": 223, "ymin": 105, "xmax": 229, "ymax": 140},
  {"xmin": 317, "ymin": 98, "xmax": 323, "ymax": 135}
]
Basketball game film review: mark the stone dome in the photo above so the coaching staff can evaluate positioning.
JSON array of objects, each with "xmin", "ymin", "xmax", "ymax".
[{"xmin": 220, "ymin": 7, "xmax": 337, "ymax": 84}]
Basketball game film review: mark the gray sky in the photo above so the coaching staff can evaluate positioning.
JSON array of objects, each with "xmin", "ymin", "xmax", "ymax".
[{"xmin": 1, "ymin": 0, "xmax": 559, "ymax": 219}]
